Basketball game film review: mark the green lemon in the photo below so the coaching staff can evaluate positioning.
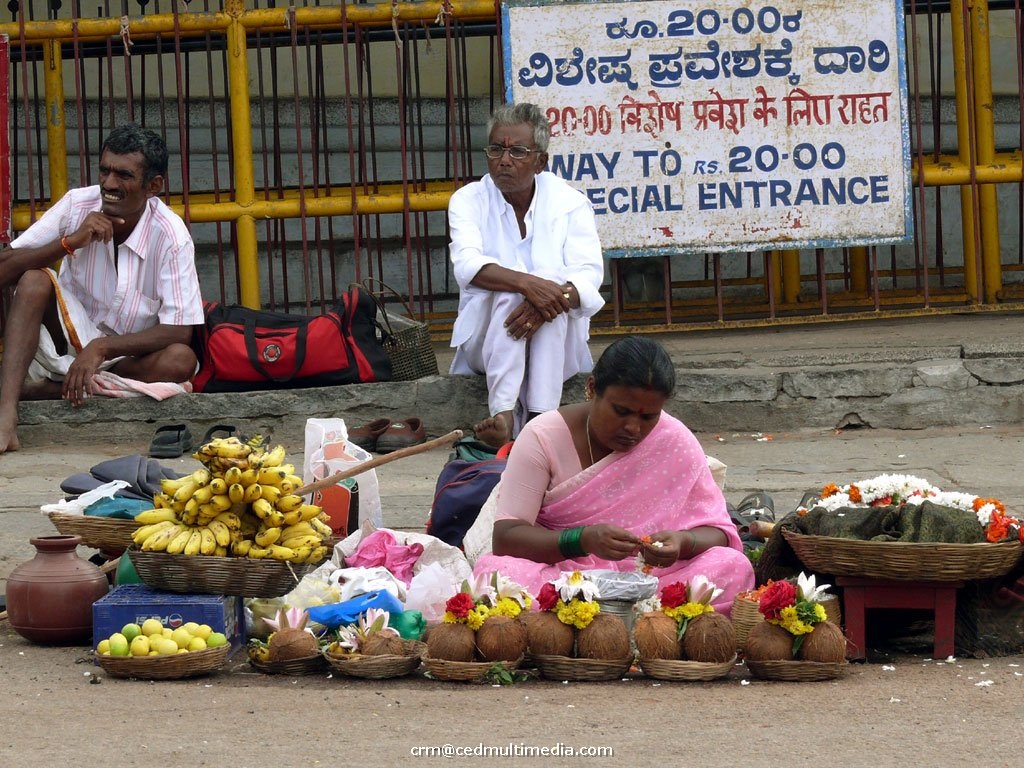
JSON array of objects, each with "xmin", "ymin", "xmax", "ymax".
[
  {"xmin": 121, "ymin": 623, "xmax": 142, "ymax": 642},
  {"xmin": 205, "ymin": 631, "xmax": 228, "ymax": 648},
  {"xmin": 108, "ymin": 632, "xmax": 130, "ymax": 656}
]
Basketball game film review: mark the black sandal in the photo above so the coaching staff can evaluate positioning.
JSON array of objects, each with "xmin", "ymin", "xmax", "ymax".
[
  {"xmin": 148, "ymin": 424, "xmax": 193, "ymax": 459},
  {"xmin": 734, "ymin": 491, "xmax": 776, "ymax": 524}
]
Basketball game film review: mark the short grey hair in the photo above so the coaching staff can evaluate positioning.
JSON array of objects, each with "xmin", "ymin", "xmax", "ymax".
[{"xmin": 486, "ymin": 103, "xmax": 550, "ymax": 153}]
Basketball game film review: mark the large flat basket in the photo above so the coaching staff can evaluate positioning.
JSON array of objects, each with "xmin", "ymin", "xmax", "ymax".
[
  {"xmin": 782, "ymin": 530, "xmax": 1023, "ymax": 582},
  {"xmin": 48, "ymin": 512, "xmax": 137, "ymax": 552},
  {"xmin": 128, "ymin": 548, "xmax": 319, "ymax": 597},
  {"xmin": 97, "ymin": 644, "xmax": 230, "ymax": 680}
]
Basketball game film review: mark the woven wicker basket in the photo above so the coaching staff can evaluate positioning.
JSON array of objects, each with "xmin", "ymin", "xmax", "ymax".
[
  {"xmin": 48, "ymin": 512, "xmax": 137, "ymax": 552},
  {"xmin": 782, "ymin": 530, "xmax": 1023, "ymax": 581},
  {"xmin": 360, "ymin": 279, "xmax": 439, "ymax": 381},
  {"xmin": 325, "ymin": 640, "xmax": 426, "ymax": 679},
  {"xmin": 422, "ymin": 655, "xmax": 522, "ymax": 682},
  {"xmin": 746, "ymin": 658, "xmax": 847, "ymax": 682},
  {"xmin": 532, "ymin": 654, "xmax": 633, "ymax": 682},
  {"xmin": 639, "ymin": 654, "xmax": 737, "ymax": 682},
  {"xmin": 732, "ymin": 592, "xmax": 842, "ymax": 649},
  {"xmin": 97, "ymin": 644, "xmax": 230, "ymax": 680},
  {"xmin": 249, "ymin": 653, "xmax": 328, "ymax": 676},
  {"xmin": 129, "ymin": 548, "xmax": 320, "ymax": 597}
]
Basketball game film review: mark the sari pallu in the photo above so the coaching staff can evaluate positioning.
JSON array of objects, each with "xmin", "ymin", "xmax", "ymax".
[{"xmin": 473, "ymin": 415, "xmax": 754, "ymax": 613}]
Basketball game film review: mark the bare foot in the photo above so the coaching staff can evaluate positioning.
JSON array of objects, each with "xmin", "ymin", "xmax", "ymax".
[
  {"xmin": 0, "ymin": 426, "xmax": 20, "ymax": 454},
  {"xmin": 473, "ymin": 411, "xmax": 513, "ymax": 448}
]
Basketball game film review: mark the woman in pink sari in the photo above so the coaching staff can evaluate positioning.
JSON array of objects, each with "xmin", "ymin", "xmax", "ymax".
[{"xmin": 473, "ymin": 336, "xmax": 754, "ymax": 613}]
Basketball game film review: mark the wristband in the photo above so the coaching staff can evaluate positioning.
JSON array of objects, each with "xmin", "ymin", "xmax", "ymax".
[{"xmin": 61, "ymin": 236, "xmax": 76, "ymax": 257}]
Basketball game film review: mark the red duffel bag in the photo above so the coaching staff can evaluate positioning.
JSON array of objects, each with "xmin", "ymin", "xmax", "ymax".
[{"xmin": 192, "ymin": 285, "xmax": 392, "ymax": 392}]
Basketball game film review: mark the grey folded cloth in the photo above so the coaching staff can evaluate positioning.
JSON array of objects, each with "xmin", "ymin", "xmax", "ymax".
[{"xmin": 60, "ymin": 454, "xmax": 184, "ymax": 501}]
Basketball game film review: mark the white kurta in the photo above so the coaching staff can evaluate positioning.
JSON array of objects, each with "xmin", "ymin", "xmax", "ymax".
[{"xmin": 447, "ymin": 172, "xmax": 605, "ymax": 425}]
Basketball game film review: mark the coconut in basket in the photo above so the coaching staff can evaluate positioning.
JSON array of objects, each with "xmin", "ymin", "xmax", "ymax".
[
  {"xmin": 265, "ymin": 608, "xmax": 320, "ymax": 661},
  {"xmin": 431, "ymin": 573, "xmax": 533, "ymax": 662},
  {"xmin": 330, "ymin": 608, "xmax": 406, "ymax": 657},
  {"xmin": 745, "ymin": 573, "xmax": 841, "ymax": 662},
  {"xmin": 642, "ymin": 575, "xmax": 734, "ymax": 662}
]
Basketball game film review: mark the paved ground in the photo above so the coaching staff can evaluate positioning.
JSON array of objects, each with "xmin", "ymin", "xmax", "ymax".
[{"xmin": 2, "ymin": 315, "xmax": 1024, "ymax": 766}]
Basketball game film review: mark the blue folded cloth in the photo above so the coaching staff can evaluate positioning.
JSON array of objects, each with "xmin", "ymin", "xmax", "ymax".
[
  {"xmin": 83, "ymin": 497, "xmax": 156, "ymax": 520},
  {"xmin": 306, "ymin": 590, "xmax": 405, "ymax": 629}
]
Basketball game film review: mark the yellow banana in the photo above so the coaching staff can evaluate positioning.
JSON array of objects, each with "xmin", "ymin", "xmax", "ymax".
[
  {"xmin": 161, "ymin": 524, "xmax": 193, "ymax": 554},
  {"xmin": 281, "ymin": 534, "xmax": 322, "ymax": 550},
  {"xmin": 152, "ymin": 493, "xmax": 173, "ymax": 509},
  {"xmin": 297, "ymin": 504, "xmax": 323, "ymax": 522},
  {"xmin": 196, "ymin": 504, "xmax": 222, "ymax": 527},
  {"xmin": 266, "ymin": 544, "xmax": 298, "ymax": 561},
  {"xmin": 260, "ymin": 444, "xmax": 287, "ymax": 468},
  {"xmin": 214, "ymin": 545, "xmax": 228, "ymax": 557},
  {"xmin": 160, "ymin": 476, "xmax": 189, "ymax": 495},
  {"xmin": 264, "ymin": 509, "xmax": 286, "ymax": 528},
  {"xmin": 276, "ymin": 494, "xmax": 304, "ymax": 513},
  {"xmin": 243, "ymin": 483, "xmax": 264, "ymax": 504},
  {"xmin": 183, "ymin": 528, "xmax": 204, "ymax": 556},
  {"xmin": 280, "ymin": 521, "xmax": 317, "ymax": 540},
  {"xmin": 191, "ymin": 484, "xmax": 214, "ymax": 505},
  {"xmin": 277, "ymin": 464, "xmax": 297, "ymax": 478},
  {"xmin": 254, "ymin": 527, "xmax": 282, "ymax": 547},
  {"xmin": 258, "ymin": 485, "xmax": 282, "ymax": 505},
  {"xmin": 232, "ymin": 539, "xmax": 253, "ymax": 557},
  {"xmin": 190, "ymin": 468, "xmax": 212, "ymax": 486},
  {"xmin": 210, "ymin": 493, "xmax": 233, "ymax": 512},
  {"xmin": 214, "ymin": 511, "xmax": 242, "ymax": 531},
  {"xmin": 172, "ymin": 481, "xmax": 198, "ymax": 504},
  {"xmin": 284, "ymin": 474, "xmax": 305, "ymax": 489},
  {"xmin": 223, "ymin": 466, "xmax": 243, "ymax": 486},
  {"xmin": 239, "ymin": 469, "xmax": 260, "ymax": 488},
  {"xmin": 199, "ymin": 526, "xmax": 218, "ymax": 555},
  {"xmin": 142, "ymin": 522, "xmax": 186, "ymax": 552},
  {"xmin": 289, "ymin": 545, "xmax": 314, "ymax": 563},
  {"xmin": 251, "ymin": 498, "xmax": 274, "ymax": 519},
  {"xmin": 257, "ymin": 467, "xmax": 287, "ymax": 488},
  {"xmin": 228, "ymin": 483, "xmax": 245, "ymax": 504},
  {"xmin": 309, "ymin": 517, "xmax": 334, "ymax": 538},
  {"xmin": 246, "ymin": 545, "xmax": 270, "ymax": 560},
  {"xmin": 132, "ymin": 519, "xmax": 177, "ymax": 545},
  {"xmin": 211, "ymin": 437, "xmax": 252, "ymax": 459},
  {"xmin": 135, "ymin": 508, "xmax": 178, "ymax": 525},
  {"xmin": 209, "ymin": 477, "xmax": 228, "ymax": 495},
  {"xmin": 207, "ymin": 519, "xmax": 232, "ymax": 547},
  {"xmin": 307, "ymin": 545, "xmax": 329, "ymax": 564}
]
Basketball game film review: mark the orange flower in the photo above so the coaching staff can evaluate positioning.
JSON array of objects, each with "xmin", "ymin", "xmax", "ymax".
[
  {"xmin": 973, "ymin": 497, "xmax": 1006, "ymax": 515},
  {"xmin": 986, "ymin": 510, "xmax": 1013, "ymax": 543},
  {"xmin": 848, "ymin": 485, "xmax": 862, "ymax": 503},
  {"xmin": 821, "ymin": 483, "xmax": 840, "ymax": 498}
]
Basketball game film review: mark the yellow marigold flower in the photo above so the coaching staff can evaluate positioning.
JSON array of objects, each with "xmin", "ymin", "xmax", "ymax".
[
  {"xmin": 557, "ymin": 598, "xmax": 601, "ymax": 629},
  {"xmin": 466, "ymin": 605, "xmax": 490, "ymax": 631},
  {"xmin": 813, "ymin": 603, "xmax": 827, "ymax": 623},
  {"xmin": 681, "ymin": 602, "xmax": 707, "ymax": 619},
  {"xmin": 490, "ymin": 597, "xmax": 523, "ymax": 618},
  {"xmin": 442, "ymin": 611, "xmax": 460, "ymax": 624}
]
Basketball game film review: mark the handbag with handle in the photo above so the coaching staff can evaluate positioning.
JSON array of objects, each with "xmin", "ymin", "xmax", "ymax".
[
  {"xmin": 192, "ymin": 285, "xmax": 392, "ymax": 392},
  {"xmin": 359, "ymin": 278, "xmax": 439, "ymax": 381}
]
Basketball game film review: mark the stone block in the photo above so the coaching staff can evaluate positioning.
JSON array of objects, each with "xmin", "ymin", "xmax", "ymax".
[
  {"xmin": 912, "ymin": 360, "xmax": 974, "ymax": 390},
  {"xmin": 674, "ymin": 368, "xmax": 779, "ymax": 403},
  {"xmin": 964, "ymin": 358, "xmax": 1024, "ymax": 385},
  {"xmin": 782, "ymin": 366, "xmax": 913, "ymax": 398}
]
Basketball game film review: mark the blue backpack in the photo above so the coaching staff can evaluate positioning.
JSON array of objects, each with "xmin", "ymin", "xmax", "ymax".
[{"xmin": 426, "ymin": 457, "xmax": 506, "ymax": 548}]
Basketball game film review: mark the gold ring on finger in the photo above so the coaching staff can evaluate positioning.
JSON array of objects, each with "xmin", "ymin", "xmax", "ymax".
[
  {"xmin": 525, "ymin": 322, "xmax": 533, "ymax": 330},
  {"xmin": 563, "ymin": 292, "xmax": 571, "ymax": 300}
]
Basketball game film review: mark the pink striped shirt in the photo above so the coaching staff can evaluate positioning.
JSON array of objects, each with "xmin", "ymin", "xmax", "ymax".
[{"xmin": 10, "ymin": 186, "xmax": 203, "ymax": 335}]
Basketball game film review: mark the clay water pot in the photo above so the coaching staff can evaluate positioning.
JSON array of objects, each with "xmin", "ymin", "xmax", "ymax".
[{"xmin": 5, "ymin": 535, "xmax": 109, "ymax": 645}]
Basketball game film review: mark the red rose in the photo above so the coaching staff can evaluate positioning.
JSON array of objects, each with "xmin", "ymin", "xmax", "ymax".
[
  {"xmin": 445, "ymin": 591, "xmax": 475, "ymax": 618},
  {"xmin": 660, "ymin": 582, "xmax": 688, "ymax": 609},
  {"xmin": 758, "ymin": 580, "xmax": 797, "ymax": 620},
  {"xmin": 537, "ymin": 582, "xmax": 559, "ymax": 612}
]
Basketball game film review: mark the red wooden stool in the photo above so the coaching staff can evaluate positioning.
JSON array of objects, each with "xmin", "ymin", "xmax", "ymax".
[{"xmin": 837, "ymin": 576, "xmax": 965, "ymax": 660}]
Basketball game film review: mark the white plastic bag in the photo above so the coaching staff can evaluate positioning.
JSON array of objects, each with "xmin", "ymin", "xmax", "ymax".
[
  {"xmin": 302, "ymin": 417, "xmax": 383, "ymax": 533},
  {"xmin": 405, "ymin": 562, "xmax": 463, "ymax": 623},
  {"xmin": 39, "ymin": 480, "xmax": 130, "ymax": 515}
]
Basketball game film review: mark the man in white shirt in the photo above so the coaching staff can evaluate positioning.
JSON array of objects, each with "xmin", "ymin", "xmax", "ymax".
[
  {"xmin": 448, "ymin": 103, "xmax": 605, "ymax": 447},
  {"xmin": 0, "ymin": 123, "xmax": 203, "ymax": 454}
]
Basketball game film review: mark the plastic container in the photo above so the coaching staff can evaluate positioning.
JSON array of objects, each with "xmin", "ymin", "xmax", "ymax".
[{"xmin": 92, "ymin": 584, "xmax": 244, "ymax": 651}]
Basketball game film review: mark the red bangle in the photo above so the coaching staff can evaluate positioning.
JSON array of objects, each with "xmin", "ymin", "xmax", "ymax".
[{"xmin": 60, "ymin": 236, "xmax": 76, "ymax": 257}]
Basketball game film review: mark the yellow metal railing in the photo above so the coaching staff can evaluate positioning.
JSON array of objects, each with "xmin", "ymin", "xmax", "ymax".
[{"xmin": 2, "ymin": 1, "xmax": 1022, "ymax": 324}]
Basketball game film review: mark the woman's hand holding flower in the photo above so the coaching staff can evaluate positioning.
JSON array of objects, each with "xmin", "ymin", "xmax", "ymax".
[
  {"xmin": 639, "ymin": 531, "xmax": 686, "ymax": 568},
  {"xmin": 580, "ymin": 524, "xmax": 641, "ymax": 561}
]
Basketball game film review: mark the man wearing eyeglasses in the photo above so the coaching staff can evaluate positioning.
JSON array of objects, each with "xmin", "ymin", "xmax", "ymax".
[{"xmin": 448, "ymin": 102, "xmax": 605, "ymax": 447}]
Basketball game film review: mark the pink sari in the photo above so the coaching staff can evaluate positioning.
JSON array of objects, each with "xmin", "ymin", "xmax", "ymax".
[{"xmin": 473, "ymin": 414, "xmax": 754, "ymax": 614}]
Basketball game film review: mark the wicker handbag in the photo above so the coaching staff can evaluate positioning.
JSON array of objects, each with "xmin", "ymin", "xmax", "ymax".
[{"xmin": 359, "ymin": 279, "xmax": 438, "ymax": 381}]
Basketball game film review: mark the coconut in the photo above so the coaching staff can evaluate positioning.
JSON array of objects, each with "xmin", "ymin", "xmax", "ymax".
[
  {"xmin": 634, "ymin": 611, "xmax": 682, "ymax": 660},
  {"xmin": 425, "ymin": 622, "xmax": 476, "ymax": 661},
  {"xmin": 475, "ymin": 614, "xmax": 528, "ymax": 661},
  {"xmin": 744, "ymin": 620, "xmax": 796, "ymax": 661},
  {"xmin": 798, "ymin": 620, "xmax": 847, "ymax": 663},
  {"xmin": 681, "ymin": 612, "xmax": 736, "ymax": 663},
  {"xmin": 267, "ymin": 628, "xmax": 319, "ymax": 661},
  {"xmin": 524, "ymin": 611, "xmax": 575, "ymax": 657},
  {"xmin": 576, "ymin": 612, "xmax": 631, "ymax": 660},
  {"xmin": 361, "ymin": 631, "xmax": 406, "ymax": 657}
]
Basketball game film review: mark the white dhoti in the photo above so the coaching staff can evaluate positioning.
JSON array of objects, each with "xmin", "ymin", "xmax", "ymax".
[{"xmin": 450, "ymin": 290, "xmax": 588, "ymax": 426}]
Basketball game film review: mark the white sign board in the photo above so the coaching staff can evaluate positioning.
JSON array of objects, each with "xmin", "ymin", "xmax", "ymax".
[{"xmin": 502, "ymin": 0, "xmax": 913, "ymax": 255}]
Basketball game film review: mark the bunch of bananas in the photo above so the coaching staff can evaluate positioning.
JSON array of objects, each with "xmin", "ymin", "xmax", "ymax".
[{"xmin": 131, "ymin": 436, "xmax": 332, "ymax": 564}]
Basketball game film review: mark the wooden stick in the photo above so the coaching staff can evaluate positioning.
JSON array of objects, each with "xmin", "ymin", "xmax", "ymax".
[
  {"xmin": 294, "ymin": 428, "xmax": 464, "ymax": 497},
  {"xmin": 99, "ymin": 557, "xmax": 121, "ymax": 575}
]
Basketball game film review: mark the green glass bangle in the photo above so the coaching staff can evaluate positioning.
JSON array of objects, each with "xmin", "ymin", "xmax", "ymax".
[{"xmin": 558, "ymin": 526, "xmax": 587, "ymax": 558}]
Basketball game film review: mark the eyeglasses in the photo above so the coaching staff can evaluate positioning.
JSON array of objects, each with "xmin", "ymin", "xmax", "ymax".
[{"xmin": 483, "ymin": 144, "xmax": 541, "ymax": 160}]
